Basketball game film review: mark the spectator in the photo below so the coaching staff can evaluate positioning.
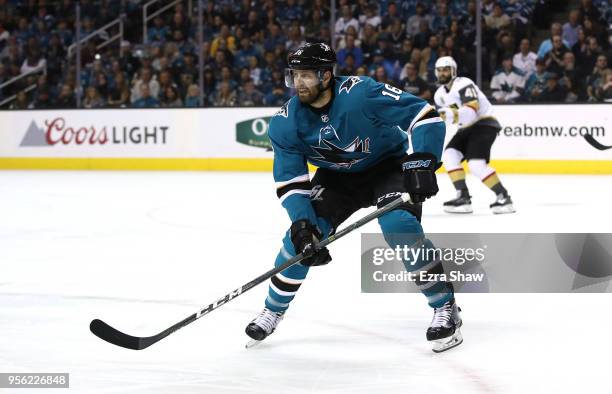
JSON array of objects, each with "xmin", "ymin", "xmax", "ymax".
[
  {"xmin": 211, "ymin": 81, "xmax": 237, "ymax": 106},
  {"xmin": 562, "ymin": 10, "xmax": 581, "ymax": 48},
  {"xmin": 544, "ymin": 34, "xmax": 569, "ymax": 75},
  {"xmin": 20, "ymin": 50, "xmax": 46, "ymax": 75},
  {"xmin": 304, "ymin": 10, "xmax": 325, "ymax": 40},
  {"xmin": 397, "ymin": 38, "xmax": 416, "ymax": 67},
  {"xmin": 430, "ymin": 2, "xmax": 452, "ymax": 33},
  {"xmin": 406, "ymin": 2, "xmax": 431, "ymax": 38},
  {"xmin": 369, "ymin": 49, "xmax": 399, "ymax": 83},
  {"xmin": 161, "ymin": 85, "xmax": 183, "ymax": 107},
  {"xmin": 238, "ymin": 78, "xmax": 264, "ymax": 106},
  {"xmin": 601, "ymin": 71, "xmax": 612, "ymax": 102},
  {"xmin": 399, "ymin": 62, "xmax": 432, "ymax": 100},
  {"xmin": 132, "ymin": 84, "xmax": 160, "ymax": 107},
  {"xmin": 148, "ymin": 16, "xmax": 169, "ymax": 44},
  {"xmin": 525, "ymin": 58, "xmax": 549, "ymax": 101},
  {"xmin": 484, "ymin": 3, "xmax": 511, "ymax": 31},
  {"xmin": 337, "ymin": 33, "xmax": 364, "ymax": 69},
  {"xmin": 107, "ymin": 72, "xmax": 130, "ymax": 108},
  {"xmin": 374, "ymin": 65, "xmax": 395, "ymax": 86},
  {"xmin": 513, "ymin": 38, "xmax": 538, "ymax": 78},
  {"xmin": 536, "ymin": 73, "xmax": 568, "ymax": 102},
  {"xmin": 335, "ymin": 5, "xmax": 359, "ymax": 41},
  {"xmin": 381, "ymin": 2, "xmax": 401, "ymax": 30},
  {"xmin": 359, "ymin": 4, "xmax": 381, "ymax": 31},
  {"xmin": 413, "ymin": 20, "xmax": 432, "ymax": 50},
  {"xmin": 576, "ymin": 36, "xmax": 602, "ymax": 76},
  {"xmin": 281, "ymin": 0, "xmax": 304, "ymax": 23},
  {"xmin": 587, "ymin": 55, "xmax": 610, "ymax": 101},
  {"xmin": 263, "ymin": 23, "xmax": 285, "ymax": 53},
  {"xmin": 359, "ymin": 23, "xmax": 378, "ymax": 56},
  {"xmin": 419, "ymin": 35, "xmax": 440, "ymax": 82},
  {"xmin": 184, "ymin": 84, "xmax": 202, "ymax": 107},
  {"xmin": 53, "ymin": 84, "xmax": 76, "ymax": 108},
  {"xmin": 339, "ymin": 53, "xmax": 357, "ymax": 75},
  {"xmin": 211, "ymin": 24, "xmax": 236, "ymax": 56},
  {"xmin": 131, "ymin": 67, "xmax": 160, "ymax": 103},
  {"xmin": 537, "ymin": 23, "xmax": 570, "ymax": 58},
  {"xmin": 264, "ymin": 83, "xmax": 290, "ymax": 106},
  {"xmin": 83, "ymin": 86, "xmax": 105, "ymax": 108},
  {"xmin": 559, "ymin": 52, "xmax": 585, "ymax": 102},
  {"xmin": 285, "ymin": 25, "xmax": 305, "ymax": 53},
  {"xmin": 9, "ymin": 91, "xmax": 30, "ymax": 109},
  {"xmin": 490, "ymin": 56, "xmax": 525, "ymax": 103}
]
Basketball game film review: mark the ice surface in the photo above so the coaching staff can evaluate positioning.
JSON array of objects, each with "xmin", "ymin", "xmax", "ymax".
[{"xmin": 1, "ymin": 171, "xmax": 611, "ymax": 393}]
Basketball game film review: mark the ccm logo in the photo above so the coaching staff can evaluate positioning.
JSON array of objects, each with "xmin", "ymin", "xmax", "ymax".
[
  {"xmin": 377, "ymin": 192, "xmax": 402, "ymax": 203},
  {"xmin": 402, "ymin": 160, "xmax": 431, "ymax": 170}
]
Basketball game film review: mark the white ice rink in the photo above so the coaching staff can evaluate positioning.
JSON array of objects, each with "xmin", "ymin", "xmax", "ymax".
[{"xmin": 1, "ymin": 170, "xmax": 611, "ymax": 393}]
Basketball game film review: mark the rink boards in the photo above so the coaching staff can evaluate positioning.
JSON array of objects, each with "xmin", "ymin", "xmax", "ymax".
[{"xmin": 0, "ymin": 104, "xmax": 610, "ymax": 174}]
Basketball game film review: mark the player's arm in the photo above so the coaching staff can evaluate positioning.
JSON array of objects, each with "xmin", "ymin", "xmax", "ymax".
[
  {"xmin": 364, "ymin": 79, "xmax": 444, "ymax": 203},
  {"xmin": 268, "ymin": 117, "xmax": 318, "ymax": 225},
  {"xmin": 442, "ymin": 82, "xmax": 481, "ymax": 127},
  {"xmin": 364, "ymin": 78, "xmax": 445, "ymax": 161}
]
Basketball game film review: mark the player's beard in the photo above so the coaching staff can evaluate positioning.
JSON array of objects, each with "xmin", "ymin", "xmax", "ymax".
[
  {"xmin": 297, "ymin": 85, "xmax": 322, "ymax": 104},
  {"xmin": 437, "ymin": 74, "xmax": 451, "ymax": 85}
]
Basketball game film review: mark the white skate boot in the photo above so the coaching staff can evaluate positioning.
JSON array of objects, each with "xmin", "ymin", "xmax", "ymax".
[
  {"xmin": 245, "ymin": 307, "xmax": 285, "ymax": 348},
  {"xmin": 427, "ymin": 299, "xmax": 463, "ymax": 353}
]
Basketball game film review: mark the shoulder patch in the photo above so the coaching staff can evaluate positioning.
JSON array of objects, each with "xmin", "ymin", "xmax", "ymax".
[
  {"xmin": 338, "ymin": 76, "xmax": 363, "ymax": 95},
  {"xmin": 274, "ymin": 100, "xmax": 290, "ymax": 118}
]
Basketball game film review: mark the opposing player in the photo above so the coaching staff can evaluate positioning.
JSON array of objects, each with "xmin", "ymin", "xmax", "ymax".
[
  {"xmin": 433, "ymin": 56, "xmax": 515, "ymax": 214},
  {"xmin": 245, "ymin": 43, "xmax": 463, "ymax": 353}
]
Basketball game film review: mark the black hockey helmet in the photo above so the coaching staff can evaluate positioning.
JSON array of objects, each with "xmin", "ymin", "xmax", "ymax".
[
  {"xmin": 287, "ymin": 42, "xmax": 336, "ymax": 70},
  {"xmin": 285, "ymin": 42, "xmax": 336, "ymax": 88}
]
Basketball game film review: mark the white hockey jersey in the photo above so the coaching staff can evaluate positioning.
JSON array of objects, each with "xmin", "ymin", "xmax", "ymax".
[{"xmin": 433, "ymin": 77, "xmax": 499, "ymax": 131}]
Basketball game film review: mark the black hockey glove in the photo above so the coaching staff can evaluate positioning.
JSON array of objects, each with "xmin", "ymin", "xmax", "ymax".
[
  {"xmin": 402, "ymin": 152, "xmax": 442, "ymax": 203},
  {"xmin": 290, "ymin": 220, "xmax": 332, "ymax": 267}
]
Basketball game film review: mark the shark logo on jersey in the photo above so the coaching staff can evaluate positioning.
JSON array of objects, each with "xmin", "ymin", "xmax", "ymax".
[
  {"xmin": 311, "ymin": 135, "xmax": 371, "ymax": 169},
  {"xmin": 275, "ymin": 101, "xmax": 289, "ymax": 118},
  {"xmin": 318, "ymin": 124, "xmax": 339, "ymax": 144},
  {"xmin": 339, "ymin": 76, "xmax": 363, "ymax": 95}
]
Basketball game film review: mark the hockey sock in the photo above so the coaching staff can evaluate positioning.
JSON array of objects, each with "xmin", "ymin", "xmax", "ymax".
[
  {"xmin": 482, "ymin": 172, "xmax": 508, "ymax": 197},
  {"xmin": 448, "ymin": 168, "xmax": 468, "ymax": 192}
]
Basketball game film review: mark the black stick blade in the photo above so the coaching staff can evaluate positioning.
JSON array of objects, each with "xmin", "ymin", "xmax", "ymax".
[
  {"xmin": 584, "ymin": 134, "xmax": 612, "ymax": 151},
  {"xmin": 90, "ymin": 319, "xmax": 150, "ymax": 350}
]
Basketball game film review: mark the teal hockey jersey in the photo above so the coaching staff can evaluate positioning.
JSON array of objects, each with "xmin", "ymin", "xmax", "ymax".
[{"xmin": 268, "ymin": 75, "xmax": 445, "ymax": 223}]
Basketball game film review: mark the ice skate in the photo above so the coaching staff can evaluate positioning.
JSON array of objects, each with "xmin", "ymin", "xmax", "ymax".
[
  {"xmin": 490, "ymin": 194, "xmax": 515, "ymax": 214},
  {"xmin": 427, "ymin": 299, "xmax": 463, "ymax": 353},
  {"xmin": 245, "ymin": 308, "xmax": 285, "ymax": 348},
  {"xmin": 443, "ymin": 191, "xmax": 473, "ymax": 213}
]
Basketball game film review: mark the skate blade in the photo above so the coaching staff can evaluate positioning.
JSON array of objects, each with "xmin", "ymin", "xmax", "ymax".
[
  {"xmin": 431, "ymin": 329, "xmax": 463, "ymax": 353},
  {"xmin": 491, "ymin": 204, "xmax": 516, "ymax": 214},
  {"xmin": 444, "ymin": 205, "xmax": 473, "ymax": 214},
  {"xmin": 245, "ymin": 339, "xmax": 263, "ymax": 349}
]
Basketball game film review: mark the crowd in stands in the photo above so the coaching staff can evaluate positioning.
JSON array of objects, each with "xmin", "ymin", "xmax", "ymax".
[{"xmin": 0, "ymin": 0, "xmax": 611, "ymax": 109}]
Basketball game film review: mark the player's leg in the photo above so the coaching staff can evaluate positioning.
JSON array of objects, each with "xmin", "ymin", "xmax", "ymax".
[
  {"xmin": 246, "ymin": 169, "xmax": 360, "ymax": 344},
  {"xmin": 442, "ymin": 131, "xmax": 473, "ymax": 213},
  {"xmin": 375, "ymin": 169, "xmax": 462, "ymax": 352},
  {"xmin": 464, "ymin": 126, "xmax": 515, "ymax": 214}
]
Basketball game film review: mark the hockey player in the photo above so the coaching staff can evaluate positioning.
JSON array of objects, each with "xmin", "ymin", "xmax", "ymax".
[
  {"xmin": 433, "ymin": 56, "xmax": 515, "ymax": 214},
  {"xmin": 245, "ymin": 43, "xmax": 462, "ymax": 353}
]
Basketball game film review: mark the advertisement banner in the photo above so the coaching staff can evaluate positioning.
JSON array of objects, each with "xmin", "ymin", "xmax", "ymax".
[{"xmin": 0, "ymin": 105, "xmax": 610, "ymax": 172}]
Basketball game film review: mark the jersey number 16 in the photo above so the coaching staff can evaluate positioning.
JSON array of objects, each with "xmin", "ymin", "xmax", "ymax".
[{"xmin": 381, "ymin": 84, "xmax": 403, "ymax": 101}]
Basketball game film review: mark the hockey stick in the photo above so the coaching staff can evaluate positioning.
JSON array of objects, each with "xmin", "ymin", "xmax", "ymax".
[
  {"xmin": 90, "ymin": 193, "xmax": 413, "ymax": 350},
  {"xmin": 584, "ymin": 134, "xmax": 612, "ymax": 151}
]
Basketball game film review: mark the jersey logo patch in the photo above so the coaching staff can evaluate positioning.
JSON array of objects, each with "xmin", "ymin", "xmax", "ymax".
[
  {"xmin": 339, "ymin": 76, "xmax": 363, "ymax": 95},
  {"xmin": 274, "ymin": 101, "xmax": 289, "ymax": 118},
  {"xmin": 311, "ymin": 135, "xmax": 371, "ymax": 169}
]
